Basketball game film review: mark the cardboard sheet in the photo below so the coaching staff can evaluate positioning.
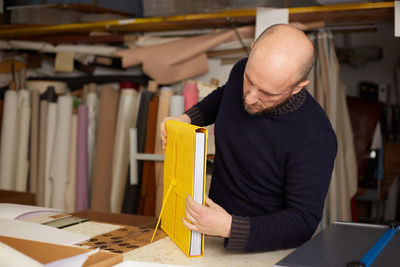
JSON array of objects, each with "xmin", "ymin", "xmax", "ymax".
[
  {"xmin": 114, "ymin": 26, "xmax": 254, "ymax": 84},
  {"xmin": 0, "ymin": 235, "xmax": 122, "ymax": 266}
]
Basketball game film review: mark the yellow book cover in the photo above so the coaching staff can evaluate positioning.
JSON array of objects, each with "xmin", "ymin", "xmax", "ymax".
[{"xmin": 160, "ymin": 120, "xmax": 207, "ymax": 257}]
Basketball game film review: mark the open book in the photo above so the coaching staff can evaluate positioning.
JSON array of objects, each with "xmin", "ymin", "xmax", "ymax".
[{"xmin": 159, "ymin": 120, "xmax": 207, "ymax": 257}]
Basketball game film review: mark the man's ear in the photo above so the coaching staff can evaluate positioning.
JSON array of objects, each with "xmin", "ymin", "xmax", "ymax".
[
  {"xmin": 292, "ymin": 80, "xmax": 309, "ymax": 95},
  {"xmin": 250, "ymin": 41, "xmax": 255, "ymax": 50}
]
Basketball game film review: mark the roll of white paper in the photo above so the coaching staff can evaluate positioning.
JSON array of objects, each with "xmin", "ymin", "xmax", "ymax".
[
  {"xmin": 86, "ymin": 92, "xmax": 98, "ymax": 200},
  {"xmin": 65, "ymin": 113, "xmax": 77, "ymax": 213},
  {"xmin": 49, "ymin": 95, "xmax": 72, "ymax": 210},
  {"xmin": 169, "ymin": 95, "xmax": 184, "ymax": 117},
  {"xmin": 15, "ymin": 90, "xmax": 31, "ymax": 192},
  {"xmin": 44, "ymin": 103, "xmax": 57, "ymax": 208},
  {"xmin": 110, "ymin": 89, "xmax": 139, "ymax": 213},
  {"xmin": 0, "ymin": 91, "xmax": 19, "ymax": 190}
]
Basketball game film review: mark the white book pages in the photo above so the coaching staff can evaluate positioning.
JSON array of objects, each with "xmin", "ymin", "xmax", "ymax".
[{"xmin": 189, "ymin": 132, "xmax": 205, "ymax": 256}]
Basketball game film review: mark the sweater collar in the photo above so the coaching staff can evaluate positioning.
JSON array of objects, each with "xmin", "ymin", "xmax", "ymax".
[{"xmin": 263, "ymin": 88, "xmax": 307, "ymax": 116}]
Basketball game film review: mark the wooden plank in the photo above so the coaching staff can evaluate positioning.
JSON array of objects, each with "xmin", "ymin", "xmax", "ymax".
[
  {"xmin": 289, "ymin": 2, "xmax": 394, "ymax": 14},
  {"xmin": 0, "ymin": 2, "xmax": 395, "ymax": 38},
  {"xmin": 290, "ymin": 7, "xmax": 394, "ymax": 24},
  {"xmin": 7, "ymin": 3, "xmax": 133, "ymax": 16},
  {"xmin": 16, "ymin": 34, "xmax": 126, "ymax": 44}
]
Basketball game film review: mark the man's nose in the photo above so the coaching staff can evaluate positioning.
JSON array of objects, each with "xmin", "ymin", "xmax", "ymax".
[{"xmin": 245, "ymin": 89, "xmax": 258, "ymax": 105}]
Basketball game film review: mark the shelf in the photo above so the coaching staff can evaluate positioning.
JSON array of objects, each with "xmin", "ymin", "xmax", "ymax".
[{"xmin": 0, "ymin": 2, "xmax": 395, "ymax": 38}]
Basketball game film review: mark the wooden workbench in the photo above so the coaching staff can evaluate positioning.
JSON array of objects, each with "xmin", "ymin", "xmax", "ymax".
[{"xmin": 65, "ymin": 221, "xmax": 293, "ymax": 266}]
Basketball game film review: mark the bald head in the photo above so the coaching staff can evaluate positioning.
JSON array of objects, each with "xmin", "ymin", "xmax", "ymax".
[
  {"xmin": 251, "ymin": 24, "xmax": 315, "ymax": 85},
  {"xmin": 242, "ymin": 24, "xmax": 314, "ymax": 114}
]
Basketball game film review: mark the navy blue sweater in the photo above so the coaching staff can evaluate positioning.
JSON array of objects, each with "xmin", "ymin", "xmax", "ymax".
[{"xmin": 185, "ymin": 58, "xmax": 337, "ymax": 252}]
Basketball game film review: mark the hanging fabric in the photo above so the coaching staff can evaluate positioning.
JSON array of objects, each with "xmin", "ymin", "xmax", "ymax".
[{"xmin": 307, "ymin": 30, "xmax": 358, "ymax": 227}]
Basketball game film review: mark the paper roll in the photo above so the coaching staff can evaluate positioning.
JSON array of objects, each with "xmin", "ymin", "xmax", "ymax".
[
  {"xmin": 91, "ymin": 85, "xmax": 119, "ymax": 212},
  {"xmin": 49, "ymin": 95, "xmax": 72, "ymax": 210},
  {"xmin": 15, "ymin": 90, "xmax": 31, "ymax": 192},
  {"xmin": 86, "ymin": 92, "xmax": 98, "ymax": 201},
  {"xmin": 110, "ymin": 89, "xmax": 139, "ymax": 213},
  {"xmin": 169, "ymin": 95, "xmax": 184, "ymax": 117},
  {"xmin": 76, "ymin": 104, "xmax": 89, "ymax": 212},
  {"xmin": 0, "ymin": 91, "xmax": 19, "ymax": 190},
  {"xmin": 44, "ymin": 103, "xmax": 57, "ymax": 208},
  {"xmin": 65, "ymin": 113, "xmax": 77, "ymax": 213},
  {"xmin": 154, "ymin": 87, "xmax": 174, "ymax": 216},
  {"xmin": 36, "ymin": 100, "xmax": 48, "ymax": 206},
  {"xmin": 182, "ymin": 81, "xmax": 199, "ymax": 111},
  {"xmin": 29, "ymin": 90, "xmax": 40, "ymax": 193}
]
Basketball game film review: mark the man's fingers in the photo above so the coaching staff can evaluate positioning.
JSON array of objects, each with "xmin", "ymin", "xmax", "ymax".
[
  {"xmin": 185, "ymin": 206, "xmax": 198, "ymax": 223},
  {"xmin": 182, "ymin": 218, "xmax": 199, "ymax": 232},
  {"xmin": 186, "ymin": 196, "xmax": 203, "ymax": 213},
  {"xmin": 161, "ymin": 136, "xmax": 167, "ymax": 150}
]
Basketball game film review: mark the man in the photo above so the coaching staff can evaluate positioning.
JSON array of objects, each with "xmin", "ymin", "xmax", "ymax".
[{"xmin": 161, "ymin": 24, "xmax": 337, "ymax": 252}]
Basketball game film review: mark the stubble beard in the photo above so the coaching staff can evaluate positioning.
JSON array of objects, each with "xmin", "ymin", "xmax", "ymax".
[{"xmin": 243, "ymin": 95, "xmax": 292, "ymax": 115}]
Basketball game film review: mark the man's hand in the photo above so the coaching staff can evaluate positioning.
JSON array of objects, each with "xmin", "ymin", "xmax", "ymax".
[
  {"xmin": 183, "ymin": 196, "xmax": 232, "ymax": 238},
  {"xmin": 160, "ymin": 114, "xmax": 191, "ymax": 150}
]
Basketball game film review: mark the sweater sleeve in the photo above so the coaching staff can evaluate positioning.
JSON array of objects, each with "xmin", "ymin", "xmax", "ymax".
[
  {"xmin": 227, "ymin": 130, "xmax": 337, "ymax": 252},
  {"xmin": 184, "ymin": 85, "xmax": 225, "ymax": 126},
  {"xmin": 224, "ymin": 215, "xmax": 250, "ymax": 250}
]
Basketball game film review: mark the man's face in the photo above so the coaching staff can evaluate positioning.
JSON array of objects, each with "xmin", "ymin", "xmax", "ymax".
[{"xmin": 242, "ymin": 67, "xmax": 296, "ymax": 115}]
